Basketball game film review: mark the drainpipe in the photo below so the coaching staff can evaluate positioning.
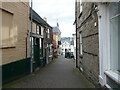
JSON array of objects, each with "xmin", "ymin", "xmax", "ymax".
[
  {"xmin": 75, "ymin": 1, "xmax": 78, "ymax": 68},
  {"xmin": 26, "ymin": 37, "xmax": 27, "ymax": 58},
  {"xmin": 30, "ymin": 0, "xmax": 33, "ymax": 73}
]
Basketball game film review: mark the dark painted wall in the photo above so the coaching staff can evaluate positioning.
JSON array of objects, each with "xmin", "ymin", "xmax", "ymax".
[{"xmin": 2, "ymin": 58, "xmax": 31, "ymax": 84}]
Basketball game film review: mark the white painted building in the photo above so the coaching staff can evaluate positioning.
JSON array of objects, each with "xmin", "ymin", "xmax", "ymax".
[
  {"xmin": 97, "ymin": 2, "xmax": 120, "ymax": 88},
  {"xmin": 60, "ymin": 37, "xmax": 74, "ymax": 55},
  {"xmin": 60, "ymin": 41, "xmax": 74, "ymax": 54},
  {"xmin": 72, "ymin": 34, "xmax": 76, "ymax": 60}
]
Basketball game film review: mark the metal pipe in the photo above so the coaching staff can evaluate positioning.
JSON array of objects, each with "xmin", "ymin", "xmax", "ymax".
[
  {"xmin": 26, "ymin": 37, "xmax": 27, "ymax": 58},
  {"xmin": 30, "ymin": 0, "xmax": 33, "ymax": 73},
  {"xmin": 75, "ymin": 0, "xmax": 78, "ymax": 68}
]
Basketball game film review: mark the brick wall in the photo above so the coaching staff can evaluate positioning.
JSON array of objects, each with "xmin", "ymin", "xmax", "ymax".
[
  {"xmin": 2, "ymin": 2, "xmax": 30, "ymax": 65},
  {"xmin": 76, "ymin": 2, "xmax": 99, "ymax": 86}
]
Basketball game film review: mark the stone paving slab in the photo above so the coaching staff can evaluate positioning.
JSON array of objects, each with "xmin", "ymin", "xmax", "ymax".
[{"xmin": 3, "ymin": 56, "xmax": 95, "ymax": 88}]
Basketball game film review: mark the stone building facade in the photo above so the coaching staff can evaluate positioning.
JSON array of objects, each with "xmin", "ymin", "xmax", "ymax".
[
  {"xmin": 75, "ymin": 0, "xmax": 120, "ymax": 89},
  {"xmin": 75, "ymin": 1, "xmax": 99, "ymax": 87},
  {"xmin": 1, "ymin": 2, "xmax": 30, "ymax": 83},
  {"xmin": 43, "ymin": 22, "xmax": 53, "ymax": 64},
  {"xmin": 30, "ymin": 8, "xmax": 53, "ymax": 71}
]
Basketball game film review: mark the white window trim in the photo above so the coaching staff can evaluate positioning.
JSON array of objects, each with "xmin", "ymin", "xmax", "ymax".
[
  {"xmin": 47, "ymin": 29, "xmax": 50, "ymax": 38},
  {"xmin": 98, "ymin": 3, "xmax": 120, "ymax": 87},
  {"xmin": 105, "ymin": 70, "xmax": 120, "ymax": 84},
  {"xmin": 80, "ymin": 0, "xmax": 83, "ymax": 13},
  {"xmin": 79, "ymin": 32, "xmax": 83, "ymax": 55}
]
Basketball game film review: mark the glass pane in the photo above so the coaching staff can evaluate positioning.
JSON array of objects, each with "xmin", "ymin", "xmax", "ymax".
[
  {"xmin": 118, "ymin": 15, "xmax": 120, "ymax": 73},
  {"xmin": 36, "ymin": 25, "xmax": 39, "ymax": 34},
  {"xmin": 39, "ymin": 38, "xmax": 41, "ymax": 48},
  {"xmin": 109, "ymin": 2, "xmax": 120, "ymax": 18},
  {"xmin": 110, "ymin": 15, "xmax": 119, "ymax": 72},
  {"xmin": 79, "ymin": 33, "xmax": 82, "ymax": 55},
  {"xmin": 39, "ymin": 26, "xmax": 41, "ymax": 35}
]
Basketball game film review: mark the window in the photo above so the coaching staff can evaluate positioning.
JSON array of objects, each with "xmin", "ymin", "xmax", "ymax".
[
  {"xmin": 80, "ymin": 0, "xmax": 83, "ymax": 13},
  {"xmin": 35, "ymin": 38, "xmax": 39, "ymax": 45},
  {"xmin": 36, "ymin": 25, "xmax": 41, "ymax": 35},
  {"xmin": 39, "ymin": 38, "xmax": 43, "ymax": 57},
  {"xmin": 47, "ymin": 29, "xmax": 50, "ymax": 38},
  {"xmin": 79, "ymin": 32, "xmax": 83, "ymax": 55},
  {"xmin": 49, "ymin": 45, "xmax": 53, "ymax": 55},
  {"xmin": 98, "ymin": 2, "xmax": 120, "ymax": 87},
  {"xmin": 69, "ymin": 49, "xmax": 71, "ymax": 52},
  {"xmin": 2, "ymin": 9, "xmax": 15, "ymax": 48},
  {"xmin": 109, "ymin": 2, "xmax": 120, "ymax": 73}
]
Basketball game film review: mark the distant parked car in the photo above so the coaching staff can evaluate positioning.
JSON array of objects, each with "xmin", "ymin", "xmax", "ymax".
[
  {"xmin": 65, "ymin": 52, "xmax": 74, "ymax": 59},
  {"xmin": 69, "ymin": 52, "xmax": 74, "ymax": 59},
  {"xmin": 65, "ymin": 52, "xmax": 69, "ymax": 58}
]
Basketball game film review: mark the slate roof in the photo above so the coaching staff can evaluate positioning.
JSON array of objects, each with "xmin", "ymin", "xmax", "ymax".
[
  {"xmin": 61, "ymin": 37, "xmax": 74, "ymax": 45},
  {"xmin": 52, "ymin": 26, "xmax": 61, "ymax": 34},
  {"xmin": 30, "ymin": 8, "xmax": 52, "ymax": 28}
]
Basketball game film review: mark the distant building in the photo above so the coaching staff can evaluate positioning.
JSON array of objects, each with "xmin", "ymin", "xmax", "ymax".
[
  {"xmin": 60, "ymin": 37, "xmax": 74, "ymax": 54},
  {"xmin": 74, "ymin": 0, "xmax": 120, "ymax": 88},
  {"xmin": 72, "ymin": 34, "xmax": 76, "ymax": 60},
  {"xmin": 52, "ymin": 22, "xmax": 61, "ymax": 57}
]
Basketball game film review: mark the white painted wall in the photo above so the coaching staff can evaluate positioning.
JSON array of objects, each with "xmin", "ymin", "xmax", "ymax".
[
  {"xmin": 60, "ymin": 41, "xmax": 74, "ymax": 54},
  {"xmin": 73, "ymin": 34, "xmax": 76, "ymax": 60},
  {"xmin": 97, "ymin": 3, "xmax": 120, "ymax": 88}
]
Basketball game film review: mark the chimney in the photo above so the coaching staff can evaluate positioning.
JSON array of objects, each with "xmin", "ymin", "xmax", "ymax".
[{"xmin": 43, "ymin": 17, "xmax": 47, "ymax": 22}]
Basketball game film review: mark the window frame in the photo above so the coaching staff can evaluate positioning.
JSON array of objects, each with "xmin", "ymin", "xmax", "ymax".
[
  {"xmin": 109, "ymin": 2, "xmax": 120, "ymax": 74},
  {"xmin": 1, "ymin": 9, "xmax": 16, "ymax": 48},
  {"xmin": 47, "ymin": 29, "xmax": 50, "ymax": 38},
  {"xmin": 79, "ymin": 32, "xmax": 83, "ymax": 55},
  {"xmin": 80, "ymin": 0, "xmax": 83, "ymax": 14},
  {"xmin": 98, "ymin": 2, "xmax": 120, "ymax": 87},
  {"xmin": 36, "ymin": 24, "xmax": 41, "ymax": 35}
]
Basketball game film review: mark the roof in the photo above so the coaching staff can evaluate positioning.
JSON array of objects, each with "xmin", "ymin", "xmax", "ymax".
[
  {"xmin": 62, "ymin": 41, "xmax": 70, "ymax": 45},
  {"xmin": 61, "ymin": 40, "xmax": 74, "ymax": 46},
  {"xmin": 61, "ymin": 37, "xmax": 74, "ymax": 45},
  {"xmin": 61, "ymin": 37, "xmax": 74, "ymax": 40},
  {"xmin": 52, "ymin": 26, "xmax": 61, "ymax": 34},
  {"xmin": 30, "ymin": 8, "xmax": 52, "ymax": 28}
]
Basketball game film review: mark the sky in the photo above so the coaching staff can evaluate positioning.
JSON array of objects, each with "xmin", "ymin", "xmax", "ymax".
[{"xmin": 32, "ymin": 0, "xmax": 75, "ymax": 37}]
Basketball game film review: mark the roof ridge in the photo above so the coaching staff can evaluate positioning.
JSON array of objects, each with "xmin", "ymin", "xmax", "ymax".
[{"xmin": 30, "ymin": 8, "xmax": 52, "ymax": 28}]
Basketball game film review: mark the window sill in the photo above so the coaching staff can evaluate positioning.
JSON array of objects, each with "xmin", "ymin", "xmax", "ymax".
[
  {"xmin": 105, "ymin": 70, "xmax": 120, "ymax": 85},
  {"xmin": 78, "ymin": 12, "xmax": 82, "ymax": 18},
  {"xmin": 0, "ymin": 46, "xmax": 16, "ymax": 49},
  {"xmin": 105, "ymin": 84, "xmax": 112, "ymax": 88},
  {"xmin": 79, "ymin": 54, "xmax": 83, "ymax": 59}
]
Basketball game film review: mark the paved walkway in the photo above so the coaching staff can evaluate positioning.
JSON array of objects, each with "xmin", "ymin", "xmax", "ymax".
[{"xmin": 3, "ymin": 56, "xmax": 94, "ymax": 88}]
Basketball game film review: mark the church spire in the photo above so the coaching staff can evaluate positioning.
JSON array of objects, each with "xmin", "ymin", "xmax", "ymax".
[{"xmin": 57, "ymin": 19, "xmax": 59, "ymax": 27}]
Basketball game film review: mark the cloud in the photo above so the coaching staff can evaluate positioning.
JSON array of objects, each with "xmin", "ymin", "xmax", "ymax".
[
  {"xmin": 59, "ymin": 22, "xmax": 75, "ymax": 37},
  {"xmin": 33, "ymin": 0, "xmax": 75, "ymax": 37}
]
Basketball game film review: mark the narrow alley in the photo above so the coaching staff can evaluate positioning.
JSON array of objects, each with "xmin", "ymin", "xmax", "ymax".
[
  {"xmin": 3, "ymin": 56, "xmax": 94, "ymax": 88},
  {"xmin": 1, "ymin": 1, "xmax": 120, "ymax": 89}
]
